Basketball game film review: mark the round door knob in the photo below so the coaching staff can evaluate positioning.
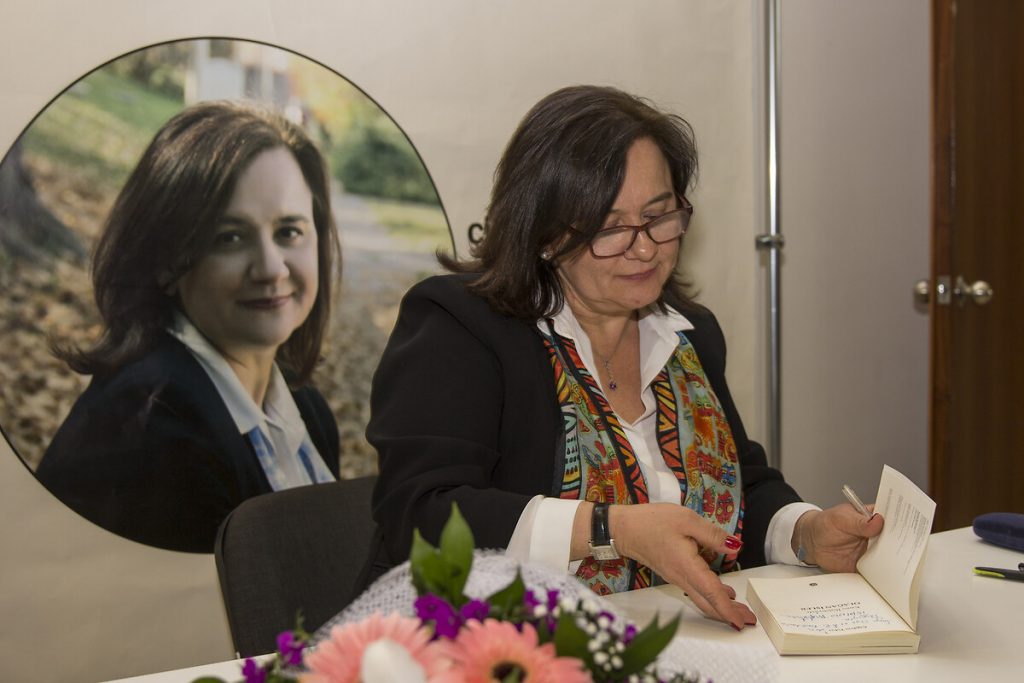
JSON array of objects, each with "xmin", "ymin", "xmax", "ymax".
[
  {"xmin": 968, "ymin": 279, "xmax": 994, "ymax": 305},
  {"xmin": 954, "ymin": 275, "xmax": 994, "ymax": 306},
  {"xmin": 913, "ymin": 279, "xmax": 930, "ymax": 304}
]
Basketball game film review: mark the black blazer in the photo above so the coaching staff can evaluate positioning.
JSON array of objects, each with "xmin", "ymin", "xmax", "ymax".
[
  {"xmin": 367, "ymin": 274, "xmax": 800, "ymax": 576},
  {"xmin": 37, "ymin": 334, "xmax": 340, "ymax": 553}
]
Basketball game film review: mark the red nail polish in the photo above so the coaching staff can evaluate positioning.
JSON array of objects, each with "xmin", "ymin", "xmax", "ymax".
[{"xmin": 724, "ymin": 536, "xmax": 743, "ymax": 551}]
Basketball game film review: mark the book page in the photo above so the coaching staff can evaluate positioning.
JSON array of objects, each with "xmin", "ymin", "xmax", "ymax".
[
  {"xmin": 749, "ymin": 574, "xmax": 912, "ymax": 636},
  {"xmin": 856, "ymin": 465, "xmax": 936, "ymax": 627}
]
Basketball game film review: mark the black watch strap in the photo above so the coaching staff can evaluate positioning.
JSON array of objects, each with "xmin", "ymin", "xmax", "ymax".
[{"xmin": 589, "ymin": 502, "xmax": 619, "ymax": 561}]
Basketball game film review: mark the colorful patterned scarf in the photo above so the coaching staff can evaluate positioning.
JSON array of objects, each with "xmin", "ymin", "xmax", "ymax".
[{"xmin": 540, "ymin": 320, "xmax": 743, "ymax": 595}]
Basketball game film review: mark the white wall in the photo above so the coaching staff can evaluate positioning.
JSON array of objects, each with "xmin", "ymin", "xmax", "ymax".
[
  {"xmin": 0, "ymin": 2, "xmax": 765, "ymax": 680},
  {"xmin": 775, "ymin": 0, "xmax": 931, "ymax": 506}
]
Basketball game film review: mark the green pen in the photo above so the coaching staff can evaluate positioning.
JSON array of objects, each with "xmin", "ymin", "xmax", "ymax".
[{"xmin": 973, "ymin": 562, "xmax": 1024, "ymax": 582}]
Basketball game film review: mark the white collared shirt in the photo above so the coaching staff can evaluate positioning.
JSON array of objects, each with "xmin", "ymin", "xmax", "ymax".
[
  {"xmin": 169, "ymin": 313, "xmax": 335, "ymax": 490},
  {"xmin": 504, "ymin": 304, "xmax": 815, "ymax": 573}
]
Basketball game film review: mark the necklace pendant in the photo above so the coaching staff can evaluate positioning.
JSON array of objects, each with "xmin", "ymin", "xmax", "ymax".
[{"xmin": 608, "ymin": 380, "xmax": 618, "ymax": 391}]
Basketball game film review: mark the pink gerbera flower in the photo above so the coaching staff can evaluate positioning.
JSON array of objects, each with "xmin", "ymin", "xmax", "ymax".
[
  {"xmin": 301, "ymin": 613, "xmax": 451, "ymax": 683},
  {"xmin": 444, "ymin": 619, "xmax": 591, "ymax": 683}
]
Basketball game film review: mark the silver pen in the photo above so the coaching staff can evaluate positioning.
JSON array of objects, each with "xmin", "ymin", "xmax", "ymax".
[{"xmin": 841, "ymin": 484, "xmax": 872, "ymax": 518}]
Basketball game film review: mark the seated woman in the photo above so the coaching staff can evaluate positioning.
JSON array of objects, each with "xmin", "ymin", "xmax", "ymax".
[
  {"xmin": 368, "ymin": 86, "xmax": 882, "ymax": 630},
  {"xmin": 36, "ymin": 101, "xmax": 341, "ymax": 553}
]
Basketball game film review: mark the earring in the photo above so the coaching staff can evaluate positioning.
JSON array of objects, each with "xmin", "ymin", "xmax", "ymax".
[{"xmin": 540, "ymin": 250, "xmax": 552, "ymax": 261}]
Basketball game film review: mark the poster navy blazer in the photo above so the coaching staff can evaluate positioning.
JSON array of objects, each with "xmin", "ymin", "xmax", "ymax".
[{"xmin": 37, "ymin": 334, "xmax": 340, "ymax": 553}]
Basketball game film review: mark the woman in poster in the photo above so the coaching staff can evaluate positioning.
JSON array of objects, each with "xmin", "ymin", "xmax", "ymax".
[{"xmin": 37, "ymin": 101, "xmax": 341, "ymax": 552}]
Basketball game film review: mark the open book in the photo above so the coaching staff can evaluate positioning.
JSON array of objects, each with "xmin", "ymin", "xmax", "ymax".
[{"xmin": 746, "ymin": 465, "xmax": 936, "ymax": 655}]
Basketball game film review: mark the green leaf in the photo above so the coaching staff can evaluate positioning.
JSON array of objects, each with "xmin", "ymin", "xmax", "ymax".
[
  {"xmin": 535, "ymin": 615, "xmax": 554, "ymax": 643},
  {"xmin": 409, "ymin": 528, "xmax": 432, "ymax": 594},
  {"xmin": 265, "ymin": 674, "xmax": 300, "ymax": 683},
  {"xmin": 438, "ymin": 503, "xmax": 474, "ymax": 600},
  {"xmin": 485, "ymin": 569, "xmax": 526, "ymax": 620},
  {"xmin": 265, "ymin": 673, "xmax": 301, "ymax": 683},
  {"xmin": 410, "ymin": 529, "xmax": 447, "ymax": 596},
  {"xmin": 409, "ymin": 505, "xmax": 479, "ymax": 604},
  {"xmin": 418, "ymin": 553, "xmax": 450, "ymax": 597},
  {"xmin": 189, "ymin": 678, "xmax": 227, "ymax": 683},
  {"xmin": 552, "ymin": 610, "xmax": 592, "ymax": 663},
  {"xmin": 292, "ymin": 611, "xmax": 309, "ymax": 642},
  {"xmin": 617, "ymin": 612, "xmax": 681, "ymax": 678}
]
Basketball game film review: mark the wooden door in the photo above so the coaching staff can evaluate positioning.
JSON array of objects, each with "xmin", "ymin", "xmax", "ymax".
[{"xmin": 931, "ymin": 0, "xmax": 1024, "ymax": 531}]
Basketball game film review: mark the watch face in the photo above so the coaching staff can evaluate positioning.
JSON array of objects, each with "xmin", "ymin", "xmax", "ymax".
[{"xmin": 591, "ymin": 544, "xmax": 620, "ymax": 562}]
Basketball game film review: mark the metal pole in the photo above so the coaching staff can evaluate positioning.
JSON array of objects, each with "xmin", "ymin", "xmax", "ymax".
[{"xmin": 755, "ymin": 0, "xmax": 784, "ymax": 470}]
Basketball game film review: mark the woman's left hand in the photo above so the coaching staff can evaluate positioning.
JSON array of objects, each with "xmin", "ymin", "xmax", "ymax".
[{"xmin": 792, "ymin": 504, "xmax": 884, "ymax": 572}]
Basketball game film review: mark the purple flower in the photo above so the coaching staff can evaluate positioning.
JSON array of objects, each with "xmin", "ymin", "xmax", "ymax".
[
  {"xmin": 623, "ymin": 623, "xmax": 638, "ymax": 644},
  {"xmin": 459, "ymin": 598, "xmax": 490, "ymax": 622},
  {"xmin": 276, "ymin": 630, "xmax": 304, "ymax": 667},
  {"xmin": 415, "ymin": 593, "xmax": 457, "ymax": 622},
  {"xmin": 241, "ymin": 657, "xmax": 267, "ymax": 683},
  {"xmin": 415, "ymin": 593, "xmax": 461, "ymax": 639},
  {"xmin": 524, "ymin": 588, "xmax": 561, "ymax": 613},
  {"xmin": 524, "ymin": 588, "xmax": 561, "ymax": 635}
]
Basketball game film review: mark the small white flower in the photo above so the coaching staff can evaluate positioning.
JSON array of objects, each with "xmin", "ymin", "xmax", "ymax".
[
  {"xmin": 611, "ymin": 655, "xmax": 623, "ymax": 669},
  {"xmin": 594, "ymin": 651, "xmax": 609, "ymax": 665},
  {"xmin": 597, "ymin": 615, "xmax": 611, "ymax": 629}
]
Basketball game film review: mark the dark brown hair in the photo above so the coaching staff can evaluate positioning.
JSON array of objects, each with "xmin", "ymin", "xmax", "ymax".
[
  {"xmin": 443, "ymin": 85, "xmax": 699, "ymax": 319},
  {"xmin": 58, "ymin": 100, "xmax": 339, "ymax": 383}
]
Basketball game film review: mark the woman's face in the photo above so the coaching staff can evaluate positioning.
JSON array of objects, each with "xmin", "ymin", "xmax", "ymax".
[
  {"xmin": 176, "ymin": 146, "xmax": 319, "ymax": 361},
  {"xmin": 556, "ymin": 137, "xmax": 680, "ymax": 320}
]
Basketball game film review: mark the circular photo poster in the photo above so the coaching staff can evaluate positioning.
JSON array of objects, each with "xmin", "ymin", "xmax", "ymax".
[{"xmin": 0, "ymin": 37, "xmax": 450, "ymax": 551}]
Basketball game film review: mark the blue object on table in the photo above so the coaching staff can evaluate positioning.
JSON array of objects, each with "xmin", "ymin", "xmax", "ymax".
[{"xmin": 973, "ymin": 512, "xmax": 1024, "ymax": 552}]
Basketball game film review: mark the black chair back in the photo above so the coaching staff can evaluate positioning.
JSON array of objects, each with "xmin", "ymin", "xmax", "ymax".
[{"xmin": 214, "ymin": 476, "xmax": 378, "ymax": 657}]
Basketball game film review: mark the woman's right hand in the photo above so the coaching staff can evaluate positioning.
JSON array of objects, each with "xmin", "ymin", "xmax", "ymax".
[{"xmin": 610, "ymin": 503, "xmax": 755, "ymax": 630}]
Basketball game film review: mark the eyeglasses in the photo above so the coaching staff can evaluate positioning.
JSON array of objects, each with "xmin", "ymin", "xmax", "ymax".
[{"xmin": 576, "ymin": 197, "xmax": 693, "ymax": 258}]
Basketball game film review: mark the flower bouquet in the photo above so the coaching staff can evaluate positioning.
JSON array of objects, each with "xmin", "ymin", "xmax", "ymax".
[{"xmin": 197, "ymin": 504, "xmax": 710, "ymax": 683}]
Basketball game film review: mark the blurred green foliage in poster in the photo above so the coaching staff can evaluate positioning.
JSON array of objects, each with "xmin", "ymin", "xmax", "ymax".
[
  {"xmin": 333, "ymin": 123, "xmax": 440, "ymax": 205},
  {"xmin": 22, "ymin": 40, "xmax": 440, "ymax": 206}
]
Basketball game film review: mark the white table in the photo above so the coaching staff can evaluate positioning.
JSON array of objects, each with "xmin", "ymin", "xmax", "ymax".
[
  {"xmin": 605, "ymin": 527, "xmax": 1024, "ymax": 681},
  {"xmin": 107, "ymin": 655, "xmax": 273, "ymax": 683},
  {"xmin": 111, "ymin": 527, "xmax": 1023, "ymax": 682}
]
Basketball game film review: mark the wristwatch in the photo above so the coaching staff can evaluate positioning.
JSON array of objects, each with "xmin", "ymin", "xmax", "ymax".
[{"xmin": 588, "ymin": 502, "xmax": 619, "ymax": 561}]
